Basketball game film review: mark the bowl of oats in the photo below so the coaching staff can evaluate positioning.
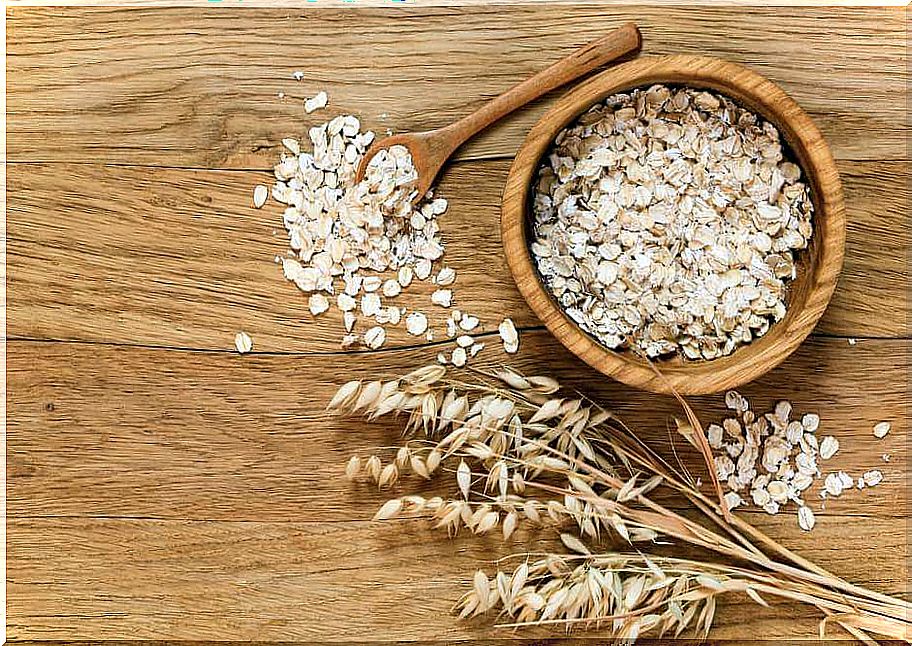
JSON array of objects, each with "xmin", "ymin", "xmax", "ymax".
[{"xmin": 502, "ymin": 55, "xmax": 845, "ymax": 394}]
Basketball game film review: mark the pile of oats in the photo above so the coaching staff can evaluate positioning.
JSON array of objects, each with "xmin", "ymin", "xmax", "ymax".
[
  {"xmin": 252, "ymin": 90, "xmax": 519, "ymax": 362},
  {"xmin": 530, "ymin": 84, "xmax": 814, "ymax": 360},
  {"xmin": 711, "ymin": 391, "xmax": 889, "ymax": 532}
]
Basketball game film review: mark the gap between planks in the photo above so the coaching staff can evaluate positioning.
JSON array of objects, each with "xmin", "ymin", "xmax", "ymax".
[
  {"xmin": 8, "ymin": 327, "xmax": 908, "ymax": 358},
  {"xmin": 8, "ymin": 336, "xmax": 908, "ymax": 522},
  {"xmin": 7, "ymin": 7, "xmax": 908, "ymax": 167},
  {"xmin": 8, "ymin": 160, "xmax": 910, "ymax": 349}
]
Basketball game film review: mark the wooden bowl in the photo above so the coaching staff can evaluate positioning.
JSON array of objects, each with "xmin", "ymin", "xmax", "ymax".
[{"xmin": 501, "ymin": 55, "xmax": 846, "ymax": 395}]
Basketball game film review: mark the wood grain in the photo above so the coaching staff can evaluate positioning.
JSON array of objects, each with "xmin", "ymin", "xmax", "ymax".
[
  {"xmin": 501, "ymin": 55, "xmax": 846, "ymax": 394},
  {"xmin": 7, "ymin": 7, "xmax": 908, "ymax": 169},
  {"xmin": 357, "ymin": 23, "xmax": 642, "ymax": 198},
  {"xmin": 9, "ymin": 336, "xmax": 908, "ymax": 522},
  {"xmin": 7, "ymin": 160, "xmax": 909, "ymax": 352},
  {"xmin": 7, "ymin": 515, "xmax": 908, "ymax": 641},
  {"xmin": 7, "ymin": 6, "xmax": 910, "ymax": 644},
  {"xmin": 6, "ymin": 338, "xmax": 909, "ymax": 640}
]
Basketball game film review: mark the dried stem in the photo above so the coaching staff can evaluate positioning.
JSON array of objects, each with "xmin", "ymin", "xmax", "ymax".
[{"xmin": 331, "ymin": 364, "xmax": 912, "ymax": 642}]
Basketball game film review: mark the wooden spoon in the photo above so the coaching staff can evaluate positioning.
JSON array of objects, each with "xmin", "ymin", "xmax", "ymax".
[{"xmin": 355, "ymin": 22, "xmax": 642, "ymax": 200}]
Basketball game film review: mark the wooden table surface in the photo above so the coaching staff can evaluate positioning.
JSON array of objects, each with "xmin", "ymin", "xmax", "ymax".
[{"xmin": 7, "ymin": 5, "xmax": 910, "ymax": 643}]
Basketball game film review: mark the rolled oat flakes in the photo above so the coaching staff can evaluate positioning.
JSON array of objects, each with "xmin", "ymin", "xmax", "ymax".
[{"xmin": 530, "ymin": 84, "xmax": 814, "ymax": 359}]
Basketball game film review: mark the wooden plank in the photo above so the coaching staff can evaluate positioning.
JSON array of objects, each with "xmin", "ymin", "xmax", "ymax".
[
  {"xmin": 7, "ymin": 7, "xmax": 907, "ymax": 167},
  {"xmin": 7, "ymin": 515, "xmax": 907, "ymax": 641},
  {"xmin": 9, "ymin": 336, "xmax": 907, "ymax": 521},
  {"xmin": 8, "ymin": 160, "xmax": 910, "ymax": 350}
]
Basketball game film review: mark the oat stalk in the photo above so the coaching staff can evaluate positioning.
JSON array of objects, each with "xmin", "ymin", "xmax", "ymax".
[{"xmin": 331, "ymin": 364, "xmax": 912, "ymax": 642}]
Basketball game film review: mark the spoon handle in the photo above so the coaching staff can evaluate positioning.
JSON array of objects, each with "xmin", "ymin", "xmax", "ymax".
[{"xmin": 441, "ymin": 22, "xmax": 641, "ymax": 150}]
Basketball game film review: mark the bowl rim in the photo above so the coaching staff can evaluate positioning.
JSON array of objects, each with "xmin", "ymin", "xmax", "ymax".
[{"xmin": 501, "ymin": 54, "xmax": 846, "ymax": 395}]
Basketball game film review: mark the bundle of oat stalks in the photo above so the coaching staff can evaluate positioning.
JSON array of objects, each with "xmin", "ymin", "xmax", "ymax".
[{"xmin": 329, "ymin": 365, "xmax": 910, "ymax": 642}]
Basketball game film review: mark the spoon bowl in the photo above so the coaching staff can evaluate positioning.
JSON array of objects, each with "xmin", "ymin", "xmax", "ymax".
[{"xmin": 354, "ymin": 129, "xmax": 449, "ymax": 200}]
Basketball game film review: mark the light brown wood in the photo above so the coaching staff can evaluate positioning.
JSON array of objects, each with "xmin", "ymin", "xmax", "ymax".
[
  {"xmin": 355, "ymin": 23, "xmax": 642, "ymax": 197},
  {"xmin": 8, "ymin": 336, "xmax": 908, "ymax": 521},
  {"xmin": 7, "ymin": 6, "xmax": 909, "ymax": 644},
  {"xmin": 7, "ymin": 160, "xmax": 908, "ymax": 351},
  {"xmin": 502, "ymin": 55, "xmax": 846, "ymax": 395},
  {"xmin": 7, "ymin": 7, "xmax": 908, "ymax": 168},
  {"xmin": 6, "ymin": 338, "xmax": 909, "ymax": 641},
  {"xmin": 8, "ymin": 515, "xmax": 908, "ymax": 641}
]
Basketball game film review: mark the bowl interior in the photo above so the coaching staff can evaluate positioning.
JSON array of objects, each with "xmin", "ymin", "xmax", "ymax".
[{"xmin": 502, "ymin": 56, "xmax": 845, "ymax": 394}]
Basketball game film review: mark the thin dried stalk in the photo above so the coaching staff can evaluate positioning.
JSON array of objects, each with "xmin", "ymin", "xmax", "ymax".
[{"xmin": 331, "ymin": 364, "xmax": 912, "ymax": 641}]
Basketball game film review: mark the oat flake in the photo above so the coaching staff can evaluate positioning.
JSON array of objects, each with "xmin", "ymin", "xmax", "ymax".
[{"xmin": 234, "ymin": 331, "xmax": 253, "ymax": 354}]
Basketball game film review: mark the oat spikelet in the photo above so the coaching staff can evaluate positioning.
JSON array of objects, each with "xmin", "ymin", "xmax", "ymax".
[
  {"xmin": 344, "ymin": 455, "xmax": 361, "ymax": 480},
  {"xmin": 529, "ymin": 398, "xmax": 564, "ymax": 423},
  {"xmin": 374, "ymin": 498, "xmax": 403, "ymax": 520},
  {"xmin": 457, "ymin": 460, "xmax": 472, "ymax": 500},
  {"xmin": 559, "ymin": 533, "xmax": 590, "ymax": 555},
  {"xmin": 496, "ymin": 368, "xmax": 531, "ymax": 390},
  {"xmin": 528, "ymin": 375, "xmax": 560, "ymax": 394},
  {"xmin": 328, "ymin": 379, "xmax": 361, "ymax": 411},
  {"xmin": 333, "ymin": 364, "xmax": 912, "ymax": 642}
]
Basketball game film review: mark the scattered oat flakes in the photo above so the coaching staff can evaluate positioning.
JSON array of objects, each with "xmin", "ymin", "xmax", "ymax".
[
  {"xmin": 253, "ymin": 185, "xmax": 268, "ymax": 208},
  {"xmin": 459, "ymin": 315, "xmax": 479, "ymax": 331},
  {"xmin": 415, "ymin": 259, "xmax": 433, "ymax": 280},
  {"xmin": 382, "ymin": 279, "xmax": 402, "ymax": 298},
  {"xmin": 405, "ymin": 312, "xmax": 428, "ymax": 336},
  {"xmin": 234, "ymin": 331, "xmax": 253, "ymax": 354},
  {"xmin": 362, "ymin": 277, "xmax": 383, "ymax": 293},
  {"xmin": 431, "ymin": 289, "xmax": 453, "ymax": 307},
  {"xmin": 723, "ymin": 491, "xmax": 743, "ymax": 511},
  {"xmin": 499, "ymin": 318, "xmax": 519, "ymax": 353},
  {"xmin": 337, "ymin": 294, "xmax": 356, "ymax": 312},
  {"xmin": 873, "ymin": 421, "xmax": 891, "ymax": 438},
  {"xmin": 451, "ymin": 346, "xmax": 467, "ymax": 367},
  {"xmin": 707, "ymin": 424, "xmax": 724, "ymax": 450},
  {"xmin": 823, "ymin": 473, "xmax": 844, "ymax": 497},
  {"xmin": 774, "ymin": 400, "xmax": 792, "ymax": 422},
  {"xmin": 363, "ymin": 326, "xmax": 386, "ymax": 349},
  {"xmin": 435, "ymin": 267, "xmax": 456, "ymax": 286},
  {"xmin": 818, "ymin": 436, "xmax": 839, "ymax": 460},
  {"xmin": 862, "ymin": 470, "xmax": 883, "ymax": 487},
  {"xmin": 292, "ymin": 70, "xmax": 304, "ymax": 81},
  {"xmin": 397, "ymin": 266, "xmax": 413, "ymax": 288},
  {"xmin": 797, "ymin": 505, "xmax": 815, "ymax": 531},
  {"xmin": 386, "ymin": 306, "xmax": 401, "ymax": 326},
  {"xmin": 309, "ymin": 293, "xmax": 329, "ymax": 316},
  {"xmin": 361, "ymin": 293, "xmax": 382, "ymax": 317},
  {"xmin": 767, "ymin": 480, "xmax": 788, "ymax": 503},
  {"xmin": 265, "ymin": 106, "xmax": 512, "ymax": 364},
  {"xmin": 343, "ymin": 311, "xmax": 356, "ymax": 332},
  {"xmin": 750, "ymin": 487, "xmax": 769, "ymax": 507},
  {"xmin": 802, "ymin": 413, "xmax": 820, "ymax": 432},
  {"xmin": 304, "ymin": 90, "xmax": 328, "ymax": 113},
  {"xmin": 848, "ymin": 338, "xmax": 857, "ymax": 346},
  {"xmin": 709, "ymin": 395, "xmax": 889, "ymax": 532}
]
